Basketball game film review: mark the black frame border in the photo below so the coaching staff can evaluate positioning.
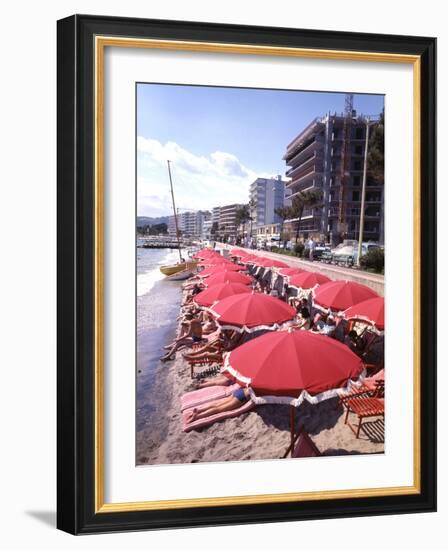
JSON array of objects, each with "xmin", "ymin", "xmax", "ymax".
[{"xmin": 57, "ymin": 14, "xmax": 436, "ymax": 534}]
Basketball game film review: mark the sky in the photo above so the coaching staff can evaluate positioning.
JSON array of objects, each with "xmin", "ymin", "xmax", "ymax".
[{"xmin": 137, "ymin": 84, "xmax": 384, "ymax": 218}]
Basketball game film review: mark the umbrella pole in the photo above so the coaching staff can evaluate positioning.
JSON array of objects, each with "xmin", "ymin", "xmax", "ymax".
[{"xmin": 290, "ymin": 406, "xmax": 295, "ymax": 458}]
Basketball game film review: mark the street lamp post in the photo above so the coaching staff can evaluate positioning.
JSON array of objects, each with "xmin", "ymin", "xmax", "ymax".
[{"xmin": 356, "ymin": 117, "xmax": 371, "ymax": 267}]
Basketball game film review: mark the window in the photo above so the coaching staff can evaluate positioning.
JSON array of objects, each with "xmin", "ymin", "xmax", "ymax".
[
  {"xmin": 353, "ymin": 175, "xmax": 361, "ymax": 186},
  {"xmin": 353, "ymin": 160, "xmax": 362, "ymax": 170},
  {"xmin": 355, "ymin": 127, "xmax": 364, "ymax": 139},
  {"xmin": 354, "ymin": 145, "xmax": 363, "ymax": 155},
  {"xmin": 352, "ymin": 191, "xmax": 360, "ymax": 201},
  {"xmin": 367, "ymin": 193, "xmax": 380, "ymax": 202}
]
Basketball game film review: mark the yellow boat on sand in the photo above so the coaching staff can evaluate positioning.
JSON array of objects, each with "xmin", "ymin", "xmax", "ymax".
[{"xmin": 160, "ymin": 261, "xmax": 197, "ymax": 277}]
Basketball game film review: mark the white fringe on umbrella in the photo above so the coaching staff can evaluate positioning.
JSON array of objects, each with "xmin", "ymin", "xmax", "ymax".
[
  {"xmin": 215, "ymin": 321, "xmax": 293, "ymax": 333},
  {"xmin": 341, "ymin": 313, "xmax": 384, "ymax": 334},
  {"xmin": 207, "ymin": 305, "xmax": 294, "ymax": 333},
  {"xmin": 222, "ymin": 353, "xmax": 367, "ymax": 407}
]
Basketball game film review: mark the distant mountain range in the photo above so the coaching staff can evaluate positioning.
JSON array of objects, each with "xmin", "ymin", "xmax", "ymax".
[{"xmin": 136, "ymin": 216, "xmax": 169, "ymax": 227}]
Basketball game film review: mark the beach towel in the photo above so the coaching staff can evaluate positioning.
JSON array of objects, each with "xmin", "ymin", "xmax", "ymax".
[
  {"xmin": 180, "ymin": 383, "xmax": 240, "ymax": 412},
  {"xmin": 182, "ymin": 400, "xmax": 254, "ymax": 432}
]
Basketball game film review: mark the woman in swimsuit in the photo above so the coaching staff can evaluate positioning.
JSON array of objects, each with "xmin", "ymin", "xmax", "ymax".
[{"xmin": 188, "ymin": 387, "xmax": 250, "ymax": 422}]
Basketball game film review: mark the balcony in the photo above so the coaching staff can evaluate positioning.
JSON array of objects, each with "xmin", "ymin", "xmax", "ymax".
[
  {"xmin": 286, "ymin": 153, "xmax": 324, "ymax": 179},
  {"xmin": 284, "ymin": 118, "xmax": 324, "ymax": 159},
  {"xmin": 286, "ymin": 136, "xmax": 324, "ymax": 168}
]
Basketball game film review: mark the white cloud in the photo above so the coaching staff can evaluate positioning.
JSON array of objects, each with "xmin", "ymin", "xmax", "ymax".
[{"xmin": 137, "ymin": 137, "xmax": 270, "ymax": 216}]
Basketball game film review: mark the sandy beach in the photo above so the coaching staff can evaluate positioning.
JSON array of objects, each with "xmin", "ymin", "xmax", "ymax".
[{"xmin": 136, "ymin": 286, "xmax": 384, "ymax": 466}]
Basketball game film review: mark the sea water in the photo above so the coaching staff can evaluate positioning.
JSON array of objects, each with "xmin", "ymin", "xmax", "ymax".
[{"xmin": 136, "ymin": 248, "xmax": 184, "ymax": 462}]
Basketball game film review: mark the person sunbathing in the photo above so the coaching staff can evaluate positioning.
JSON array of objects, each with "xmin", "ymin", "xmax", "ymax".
[
  {"xmin": 281, "ymin": 308, "xmax": 311, "ymax": 331},
  {"xmin": 183, "ymin": 336, "xmax": 224, "ymax": 360},
  {"xmin": 222, "ymin": 329, "xmax": 245, "ymax": 350},
  {"xmin": 202, "ymin": 314, "xmax": 218, "ymax": 335},
  {"xmin": 161, "ymin": 317, "xmax": 204, "ymax": 361},
  {"xmin": 193, "ymin": 373, "xmax": 235, "ymax": 389},
  {"xmin": 187, "ymin": 387, "xmax": 250, "ymax": 422},
  {"xmin": 311, "ymin": 314, "xmax": 336, "ymax": 336}
]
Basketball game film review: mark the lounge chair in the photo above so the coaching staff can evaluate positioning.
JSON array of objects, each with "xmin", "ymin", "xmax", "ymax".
[
  {"xmin": 282, "ymin": 425, "xmax": 321, "ymax": 458},
  {"xmin": 342, "ymin": 380, "xmax": 385, "ymax": 438},
  {"xmin": 185, "ymin": 354, "xmax": 224, "ymax": 378}
]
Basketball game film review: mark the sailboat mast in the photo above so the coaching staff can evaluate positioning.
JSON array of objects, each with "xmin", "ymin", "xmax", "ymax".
[{"xmin": 167, "ymin": 160, "xmax": 183, "ymax": 263}]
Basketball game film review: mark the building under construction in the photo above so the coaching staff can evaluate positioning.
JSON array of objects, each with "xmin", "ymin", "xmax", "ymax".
[{"xmin": 283, "ymin": 110, "xmax": 384, "ymax": 244}]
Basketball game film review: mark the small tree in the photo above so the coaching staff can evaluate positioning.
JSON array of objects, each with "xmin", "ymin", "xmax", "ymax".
[
  {"xmin": 360, "ymin": 247, "xmax": 384, "ymax": 274},
  {"xmin": 367, "ymin": 110, "xmax": 384, "ymax": 185},
  {"xmin": 288, "ymin": 189, "xmax": 322, "ymax": 244},
  {"xmin": 235, "ymin": 204, "xmax": 252, "ymax": 243},
  {"xmin": 210, "ymin": 221, "xmax": 219, "ymax": 238},
  {"xmin": 274, "ymin": 206, "xmax": 292, "ymax": 248},
  {"xmin": 248, "ymin": 198, "xmax": 256, "ymax": 239}
]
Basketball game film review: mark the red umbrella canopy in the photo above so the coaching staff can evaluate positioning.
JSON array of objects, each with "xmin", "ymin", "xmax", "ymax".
[
  {"xmin": 194, "ymin": 282, "xmax": 252, "ymax": 307},
  {"xmin": 205, "ymin": 271, "xmax": 253, "ymax": 286},
  {"xmin": 224, "ymin": 330, "xmax": 364, "ymax": 397},
  {"xmin": 313, "ymin": 280, "xmax": 379, "ymax": 311},
  {"xmin": 278, "ymin": 267, "xmax": 305, "ymax": 279},
  {"xmin": 210, "ymin": 292, "xmax": 296, "ymax": 330},
  {"xmin": 199, "ymin": 259, "xmax": 234, "ymax": 268},
  {"xmin": 193, "ymin": 249, "xmax": 217, "ymax": 259},
  {"xmin": 197, "ymin": 265, "xmax": 245, "ymax": 278},
  {"xmin": 240, "ymin": 254, "xmax": 259, "ymax": 264},
  {"xmin": 288, "ymin": 271, "xmax": 332, "ymax": 289},
  {"xmin": 256, "ymin": 258, "xmax": 289, "ymax": 269},
  {"xmin": 343, "ymin": 296, "xmax": 385, "ymax": 330}
]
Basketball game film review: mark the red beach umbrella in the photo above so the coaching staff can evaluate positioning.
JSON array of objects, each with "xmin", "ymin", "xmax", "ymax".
[
  {"xmin": 197, "ymin": 265, "xmax": 245, "ymax": 278},
  {"xmin": 205, "ymin": 271, "xmax": 253, "ymax": 287},
  {"xmin": 288, "ymin": 271, "xmax": 331, "ymax": 290},
  {"xmin": 257, "ymin": 258, "xmax": 289, "ymax": 269},
  {"xmin": 193, "ymin": 249, "xmax": 216, "ymax": 259},
  {"xmin": 278, "ymin": 267, "xmax": 305, "ymax": 279},
  {"xmin": 210, "ymin": 292, "xmax": 296, "ymax": 331},
  {"xmin": 252, "ymin": 257, "xmax": 270, "ymax": 267},
  {"xmin": 199, "ymin": 258, "xmax": 234, "ymax": 267},
  {"xmin": 223, "ymin": 329, "xmax": 364, "ymax": 453},
  {"xmin": 240, "ymin": 254, "xmax": 259, "ymax": 264},
  {"xmin": 194, "ymin": 282, "xmax": 251, "ymax": 307},
  {"xmin": 342, "ymin": 296, "xmax": 385, "ymax": 330},
  {"xmin": 313, "ymin": 280, "xmax": 379, "ymax": 312},
  {"xmin": 224, "ymin": 329, "xmax": 364, "ymax": 397}
]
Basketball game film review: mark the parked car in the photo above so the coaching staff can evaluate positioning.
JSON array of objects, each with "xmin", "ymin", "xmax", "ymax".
[
  {"xmin": 323, "ymin": 240, "xmax": 381, "ymax": 267},
  {"xmin": 312, "ymin": 242, "xmax": 331, "ymax": 259}
]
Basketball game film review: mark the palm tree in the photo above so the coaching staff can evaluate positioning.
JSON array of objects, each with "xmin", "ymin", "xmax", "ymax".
[
  {"xmin": 235, "ymin": 204, "xmax": 253, "ymax": 243},
  {"xmin": 248, "ymin": 198, "xmax": 256, "ymax": 240},
  {"xmin": 274, "ymin": 205, "xmax": 292, "ymax": 248},
  {"xmin": 288, "ymin": 189, "xmax": 322, "ymax": 244}
]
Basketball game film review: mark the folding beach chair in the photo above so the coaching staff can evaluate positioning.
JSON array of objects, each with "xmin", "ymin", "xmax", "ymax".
[
  {"xmin": 185, "ymin": 355, "xmax": 224, "ymax": 378},
  {"xmin": 342, "ymin": 380, "xmax": 385, "ymax": 439}
]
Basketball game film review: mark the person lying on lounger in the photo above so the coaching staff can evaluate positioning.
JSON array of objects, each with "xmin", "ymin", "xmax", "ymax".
[
  {"xmin": 311, "ymin": 314, "xmax": 336, "ymax": 336},
  {"xmin": 193, "ymin": 373, "xmax": 235, "ymax": 389},
  {"xmin": 187, "ymin": 387, "xmax": 251, "ymax": 422},
  {"xmin": 161, "ymin": 316, "xmax": 204, "ymax": 362},
  {"xmin": 201, "ymin": 313, "xmax": 218, "ymax": 335}
]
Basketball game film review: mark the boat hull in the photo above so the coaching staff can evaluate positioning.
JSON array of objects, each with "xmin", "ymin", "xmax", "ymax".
[
  {"xmin": 160, "ymin": 261, "xmax": 197, "ymax": 276},
  {"xmin": 165, "ymin": 269, "xmax": 194, "ymax": 281}
]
